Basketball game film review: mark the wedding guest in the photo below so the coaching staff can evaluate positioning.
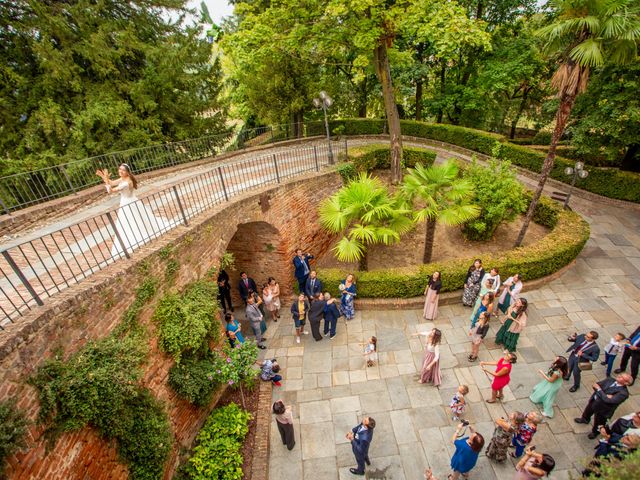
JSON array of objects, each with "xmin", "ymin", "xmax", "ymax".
[
  {"xmin": 515, "ymin": 447, "xmax": 556, "ymax": 479},
  {"xmin": 259, "ymin": 358, "xmax": 282, "ymax": 386},
  {"xmin": 290, "ymin": 293, "xmax": 310, "ymax": 344},
  {"xmin": 495, "ymin": 298, "xmax": 528, "ymax": 352},
  {"xmin": 273, "ymin": 400, "xmax": 295, "ymax": 450},
  {"xmin": 217, "ymin": 269, "xmax": 233, "ymax": 313},
  {"xmin": 362, "ymin": 336, "xmax": 378, "ymax": 367},
  {"xmin": 511, "ymin": 412, "xmax": 541, "ymax": 458},
  {"xmin": 602, "ymin": 332, "xmax": 626, "ymax": 377},
  {"xmin": 582, "ymin": 430, "xmax": 640, "ymax": 477},
  {"xmin": 471, "ymin": 277, "xmax": 495, "ymax": 325},
  {"xmin": 462, "ymin": 259, "xmax": 484, "ymax": 307},
  {"xmin": 347, "ymin": 417, "xmax": 375, "ymax": 476},
  {"xmin": 468, "ymin": 311, "xmax": 490, "ymax": 362},
  {"xmin": 339, "ymin": 273, "xmax": 357, "ymax": 320},
  {"xmin": 266, "ymin": 277, "xmax": 281, "ymax": 321},
  {"xmin": 225, "ymin": 312, "xmax": 244, "ymax": 346},
  {"xmin": 413, "ymin": 328, "xmax": 442, "ymax": 386},
  {"xmin": 614, "ymin": 324, "xmax": 640, "ymax": 386},
  {"xmin": 246, "ymin": 295, "xmax": 266, "ymax": 349},
  {"xmin": 481, "ymin": 351, "xmax": 517, "ymax": 403},
  {"xmin": 607, "ymin": 411, "xmax": 640, "ymax": 437},
  {"xmin": 323, "ymin": 292, "xmax": 341, "ymax": 339},
  {"xmin": 448, "ymin": 423, "xmax": 484, "ymax": 480},
  {"xmin": 449, "ymin": 385, "xmax": 469, "ymax": 421},
  {"xmin": 481, "ymin": 267, "xmax": 501, "ymax": 294},
  {"xmin": 470, "ymin": 291, "xmax": 494, "ymax": 328},
  {"xmin": 304, "ymin": 270, "xmax": 323, "ymax": 300},
  {"xmin": 423, "ymin": 271, "xmax": 442, "ymax": 320},
  {"xmin": 308, "ymin": 292, "xmax": 326, "ymax": 341},
  {"xmin": 530, "ymin": 356, "xmax": 569, "ymax": 418},
  {"xmin": 262, "ymin": 283, "xmax": 276, "ymax": 322},
  {"xmin": 238, "ymin": 272, "xmax": 257, "ymax": 305},
  {"xmin": 574, "ymin": 373, "xmax": 632, "ymax": 439},
  {"xmin": 497, "ymin": 273, "xmax": 523, "ymax": 314},
  {"xmin": 486, "ymin": 411, "xmax": 525, "ymax": 462},
  {"xmin": 293, "ymin": 249, "xmax": 313, "ymax": 292},
  {"xmin": 566, "ymin": 330, "xmax": 601, "ymax": 392}
]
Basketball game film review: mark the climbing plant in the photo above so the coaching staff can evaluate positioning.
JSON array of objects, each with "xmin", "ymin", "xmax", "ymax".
[{"xmin": 0, "ymin": 399, "xmax": 29, "ymax": 473}]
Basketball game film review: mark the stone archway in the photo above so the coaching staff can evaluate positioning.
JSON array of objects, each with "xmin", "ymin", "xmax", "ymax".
[{"xmin": 225, "ymin": 221, "xmax": 290, "ymax": 307}]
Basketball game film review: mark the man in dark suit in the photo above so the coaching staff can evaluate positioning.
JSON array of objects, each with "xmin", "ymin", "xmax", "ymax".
[
  {"xmin": 308, "ymin": 292, "xmax": 326, "ymax": 341},
  {"xmin": 304, "ymin": 270, "xmax": 323, "ymax": 300},
  {"xmin": 614, "ymin": 325, "xmax": 640, "ymax": 386},
  {"xmin": 217, "ymin": 269, "xmax": 233, "ymax": 313},
  {"xmin": 293, "ymin": 248, "xmax": 314, "ymax": 293},
  {"xmin": 574, "ymin": 373, "xmax": 632, "ymax": 438},
  {"xmin": 346, "ymin": 417, "xmax": 376, "ymax": 476},
  {"xmin": 566, "ymin": 330, "xmax": 601, "ymax": 392},
  {"xmin": 238, "ymin": 271, "xmax": 257, "ymax": 305}
]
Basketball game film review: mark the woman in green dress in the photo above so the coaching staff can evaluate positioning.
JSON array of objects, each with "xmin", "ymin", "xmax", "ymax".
[
  {"xmin": 495, "ymin": 298, "xmax": 528, "ymax": 352},
  {"xmin": 497, "ymin": 274, "xmax": 523, "ymax": 314},
  {"xmin": 529, "ymin": 356, "xmax": 568, "ymax": 418}
]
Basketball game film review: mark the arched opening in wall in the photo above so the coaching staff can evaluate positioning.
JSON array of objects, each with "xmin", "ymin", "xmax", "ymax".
[{"xmin": 225, "ymin": 221, "xmax": 290, "ymax": 309}]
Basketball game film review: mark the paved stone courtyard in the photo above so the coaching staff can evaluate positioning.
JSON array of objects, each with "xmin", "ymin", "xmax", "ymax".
[{"xmin": 260, "ymin": 199, "xmax": 640, "ymax": 480}]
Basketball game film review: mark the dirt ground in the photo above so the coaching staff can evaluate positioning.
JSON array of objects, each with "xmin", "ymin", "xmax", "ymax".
[{"xmin": 316, "ymin": 214, "xmax": 549, "ymax": 271}]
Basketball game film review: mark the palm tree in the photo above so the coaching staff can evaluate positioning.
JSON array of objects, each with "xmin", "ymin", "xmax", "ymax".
[
  {"xmin": 401, "ymin": 160, "xmax": 479, "ymax": 264},
  {"xmin": 318, "ymin": 173, "xmax": 413, "ymax": 271},
  {"xmin": 515, "ymin": 0, "xmax": 640, "ymax": 246}
]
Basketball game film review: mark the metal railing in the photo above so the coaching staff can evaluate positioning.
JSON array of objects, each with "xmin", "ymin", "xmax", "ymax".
[
  {"xmin": 0, "ymin": 138, "xmax": 346, "ymax": 327},
  {"xmin": 0, "ymin": 121, "xmax": 328, "ymax": 214}
]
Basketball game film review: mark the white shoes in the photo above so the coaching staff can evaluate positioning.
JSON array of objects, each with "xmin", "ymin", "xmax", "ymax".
[
  {"xmin": 296, "ymin": 336, "xmax": 301, "ymax": 344},
  {"xmin": 303, "ymin": 331, "xmax": 309, "ymax": 335}
]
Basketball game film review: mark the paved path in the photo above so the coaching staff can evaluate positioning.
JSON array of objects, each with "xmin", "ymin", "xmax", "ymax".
[{"xmin": 261, "ymin": 197, "xmax": 640, "ymax": 480}]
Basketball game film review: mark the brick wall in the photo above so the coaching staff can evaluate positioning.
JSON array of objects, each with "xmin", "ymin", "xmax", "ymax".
[{"xmin": 0, "ymin": 170, "xmax": 340, "ymax": 480}]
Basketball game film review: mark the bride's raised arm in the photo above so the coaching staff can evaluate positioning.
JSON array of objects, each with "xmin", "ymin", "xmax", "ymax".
[{"xmin": 96, "ymin": 169, "xmax": 123, "ymax": 190}]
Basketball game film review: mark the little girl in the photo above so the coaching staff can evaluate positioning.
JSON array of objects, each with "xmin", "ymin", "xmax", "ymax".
[
  {"xmin": 449, "ymin": 385, "xmax": 469, "ymax": 421},
  {"xmin": 362, "ymin": 336, "xmax": 378, "ymax": 367},
  {"xmin": 468, "ymin": 312, "xmax": 490, "ymax": 362},
  {"xmin": 601, "ymin": 332, "xmax": 626, "ymax": 377}
]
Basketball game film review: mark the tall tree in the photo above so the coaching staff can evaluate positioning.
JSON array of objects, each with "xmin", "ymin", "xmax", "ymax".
[{"xmin": 515, "ymin": 0, "xmax": 640, "ymax": 246}]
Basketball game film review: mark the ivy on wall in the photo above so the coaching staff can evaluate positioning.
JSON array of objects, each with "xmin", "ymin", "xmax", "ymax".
[{"xmin": 0, "ymin": 399, "xmax": 29, "ymax": 473}]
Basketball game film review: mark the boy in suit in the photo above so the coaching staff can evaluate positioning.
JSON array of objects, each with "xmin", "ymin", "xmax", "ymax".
[{"xmin": 346, "ymin": 417, "xmax": 376, "ymax": 476}]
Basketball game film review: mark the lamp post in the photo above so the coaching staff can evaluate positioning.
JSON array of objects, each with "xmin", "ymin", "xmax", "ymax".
[
  {"xmin": 313, "ymin": 91, "xmax": 334, "ymax": 165},
  {"xmin": 563, "ymin": 161, "xmax": 589, "ymax": 209}
]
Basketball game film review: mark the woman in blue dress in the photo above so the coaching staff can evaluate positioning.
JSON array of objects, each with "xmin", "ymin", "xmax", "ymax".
[
  {"xmin": 339, "ymin": 273, "xmax": 357, "ymax": 320},
  {"xmin": 449, "ymin": 423, "xmax": 484, "ymax": 479},
  {"xmin": 225, "ymin": 312, "xmax": 245, "ymax": 347},
  {"xmin": 529, "ymin": 356, "xmax": 568, "ymax": 418}
]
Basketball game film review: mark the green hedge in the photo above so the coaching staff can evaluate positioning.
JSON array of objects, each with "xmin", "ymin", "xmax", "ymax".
[
  {"xmin": 348, "ymin": 143, "xmax": 437, "ymax": 172},
  {"xmin": 331, "ymin": 118, "xmax": 640, "ymax": 203},
  {"xmin": 318, "ymin": 207, "xmax": 588, "ymax": 298}
]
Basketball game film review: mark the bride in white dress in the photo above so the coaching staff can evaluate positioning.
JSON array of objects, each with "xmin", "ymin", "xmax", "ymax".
[{"xmin": 96, "ymin": 164, "xmax": 170, "ymax": 257}]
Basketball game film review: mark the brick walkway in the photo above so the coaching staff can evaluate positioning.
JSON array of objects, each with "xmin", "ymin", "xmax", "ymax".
[{"xmin": 261, "ymin": 197, "xmax": 640, "ymax": 480}]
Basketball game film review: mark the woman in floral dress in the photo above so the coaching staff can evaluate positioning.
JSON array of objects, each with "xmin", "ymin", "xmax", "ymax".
[{"xmin": 462, "ymin": 259, "xmax": 484, "ymax": 306}]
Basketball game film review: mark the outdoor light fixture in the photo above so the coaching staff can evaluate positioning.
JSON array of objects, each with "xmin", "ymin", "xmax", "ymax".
[
  {"xmin": 313, "ymin": 91, "xmax": 334, "ymax": 165},
  {"xmin": 563, "ymin": 161, "xmax": 589, "ymax": 208}
]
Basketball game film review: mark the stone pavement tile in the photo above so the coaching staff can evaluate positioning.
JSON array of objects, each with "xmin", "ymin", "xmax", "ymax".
[
  {"xmin": 303, "ymin": 458, "xmax": 338, "ymax": 480},
  {"xmin": 332, "ymin": 411, "xmax": 358, "ymax": 445},
  {"xmin": 377, "ymin": 328, "xmax": 411, "ymax": 352},
  {"xmin": 333, "ymin": 357, "xmax": 350, "ymax": 371},
  {"xmin": 398, "ymin": 442, "xmax": 428, "ymax": 480},
  {"xmin": 303, "ymin": 351, "xmax": 332, "ymax": 373},
  {"xmin": 359, "ymin": 390, "xmax": 393, "ymax": 414},
  {"xmin": 349, "ymin": 370, "xmax": 368, "ymax": 384},
  {"xmin": 471, "ymin": 456, "xmax": 499, "ymax": 480},
  {"xmin": 379, "ymin": 364, "xmax": 400, "ymax": 379},
  {"xmin": 332, "ymin": 371, "xmax": 350, "ymax": 386},
  {"xmin": 390, "ymin": 409, "xmax": 419, "ymax": 444},
  {"xmin": 287, "ymin": 355, "xmax": 303, "ymax": 367},
  {"xmin": 351, "ymin": 378, "xmax": 387, "ymax": 395},
  {"xmin": 287, "ymin": 346, "xmax": 305, "ymax": 356},
  {"xmin": 332, "ymin": 345, "xmax": 349, "ymax": 358},
  {"xmin": 330, "ymin": 395, "xmax": 362, "ymax": 414},
  {"xmin": 418, "ymin": 427, "xmax": 450, "ymax": 476},
  {"xmin": 560, "ymin": 407, "xmax": 592, "ymax": 434},
  {"xmin": 322, "ymin": 384, "xmax": 352, "ymax": 399},
  {"xmin": 465, "ymin": 399, "xmax": 493, "ymax": 423},
  {"xmin": 409, "ymin": 406, "xmax": 451, "ymax": 429},
  {"xmin": 554, "ymin": 432, "xmax": 592, "ymax": 463},
  {"xmin": 335, "ymin": 441, "xmax": 356, "ymax": 468},
  {"xmin": 386, "ymin": 376, "xmax": 412, "ymax": 410},
  {"xmin": 303, "ymin": 373, "xmax": 318, "ymax": 389},
  {"xmin": 299, "ymin": 399, "xmax": 332, "ymax": 424},
  {"xmin": 270, "ymin": 452, "xmax": 303, "ymax": 479},
  {"xmin": 349, "ymin": 356, "xmax": 367, "ymax": 370},
  {"xmin": 397, "ymin": 363, "xmax": 417, "ymax": 375},
  {"xmin": 537, "ymin": 306, "xmax": 569, "ymax": 317},
  {"xmin": 406, "ymin": 384, "xmax": 442, "ymax": 408},
  {"xmin": 297, "ymin": 389, "xmax": 323, "ymax": 403},
  {"xmin": 367, "ymin": 366, "xmax": 381, "ymax": 380},
  {"xmin": 490, "ymin": 456, "xmax": 518, "ymax": 480},
  {"xmin": 284, "ymin": 379, "xmax": 304, "ymax": 391},
  {"xmin": 541, "ymin": 409, "xmax": 573, "ymax": 434},
  {"xmin": 318, "ymin": 372, "xmax": 332, "ymax": 388},
  {"xmin": 270, "ymin": 418, "xmax": 302, "ymax": 458},
  {"xmin": 300, "ymin": 421, "xmax": 336, "ymax": 460},
  {"xmin": 286, "ymin": 366, "xmax": 303, "ymax": 379}
]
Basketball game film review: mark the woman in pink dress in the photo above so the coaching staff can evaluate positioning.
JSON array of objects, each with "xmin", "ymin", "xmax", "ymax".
[
  {"xmin": 413, "ymin": 328, "xmax": 442, "ymax": 386},
  {"xmin": 423, "ymin": 271, "xmax": 442, "ymax": 320},
  {"xmin": 481, "ymin": 351, "xmax": 517, "ymax": 403}
]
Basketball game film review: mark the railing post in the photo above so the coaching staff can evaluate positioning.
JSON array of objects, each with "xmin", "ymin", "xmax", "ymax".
[
  {"xmin": 344, "ymin": 136, "xmax": 348, "ymax": 159},
  {"xmin": 272, "ymin": 154, "xmax": 281, "ymax": 183},
  {"xmin": 313, "ymin": 146, "xmax": 320, "ymax": 172},
  {"xmin": 217, "ymin": 167, "xmax": 229, "ymax": 202},
  {"xmin": 270, "ymin": 126, "xmax": 275, "ymax": 143},
  {"xmin": 0, "ymin": 197, "xmax": 11, "ymax": 216},
  {"xmin": 58, "ymin": 165, "xmax": 77, "ymax": 194},
  {"xmin": 172, "ymin": 186, "xmax": 189, "ymax": 226},
  {"xmin": 106, "ymin": 212, "xmax": 130, "ymax": 259},
  {"xmin": 1, "ymin": 250, "xmax": 44, "ymax": 306}
]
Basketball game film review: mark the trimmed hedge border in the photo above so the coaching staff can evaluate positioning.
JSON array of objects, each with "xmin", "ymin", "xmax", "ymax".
[
  {"xmin": 329, "ymin": 119, "xmax": 640, "ymax": 203},
  {"xmin": 348, "ymin": 143, "xmax": 437, "ymax": 172},
  {"xmin": 318, "ymin": 207, "xmax": 589, "ymax": 299}
]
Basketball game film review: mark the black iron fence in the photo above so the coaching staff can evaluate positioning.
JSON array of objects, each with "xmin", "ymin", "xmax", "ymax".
[
  {"xmin": 0, "ymin": 121, "xmax": 329, "ymax": 214},
  {"xmin": 0, "ymin": 138, "xmax": 346, "ymax": 327}
]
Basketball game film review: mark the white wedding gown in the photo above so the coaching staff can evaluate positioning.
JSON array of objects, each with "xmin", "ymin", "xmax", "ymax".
[{"xmin": 109, "ymin": 181, "xmax": 171, "ymax": 257}]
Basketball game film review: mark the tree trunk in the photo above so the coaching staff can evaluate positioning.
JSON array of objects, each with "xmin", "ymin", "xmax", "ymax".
[
  {"xmin": 476, "ymin": 0, "xmax": 484, "ymax": 19},
  {"xmin": 620, "ymin": 144, "xmax": 640, "ymax": 171},
  {"xmin": 374, "ymin": 41, "xmax": 403, "ymax": 184},
  {"xmin": 423, "ymin": 219, "xmax": 437, "ymax": 264},
  {"xmin": 514, "ymin": 92, "xmax": 577, "ymax": 247},
  {"xmin": 358, "ymin": 76, "xmax": 368, "ymax": 118},
  {"xmin": 510, "ymin": 87, "xmax": 530, "ymax": 139},
  {"xmin": 436, "ymin": 64, "xmax": 446, "ymax": 124},
  {"xmin": 415, "ymin": 79, "xmax": 423, "ymax": 121},
  {"xmin": 359, "ymin": 250, "xmax": 368, "ymax": 271}
]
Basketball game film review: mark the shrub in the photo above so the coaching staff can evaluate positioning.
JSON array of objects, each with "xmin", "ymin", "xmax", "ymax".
[
  {"xmin": 168, "ymin": 353, "xmax": 221, "ymax": 406},
  {"xmin": 154, "ymin": 281, "xmax": 220, "ymax": 362},
  {"xmin": 184, "ymin": 403, "xmax": 251, "ymax": 480},
  {"xmin": 0, "ymin": 400, "xmax": 28, "ymax": 472},
  {"xmin": 531, "ymin": 130, "xmax": 552, "ymax": 145},
  {"xmin": 462, "ymin": 159, "xmax": 527, "ymax": 241},
  {"xmin": 348, "ymin": 143, "xmax": 437, "ymax": 172},
  {"xmin": 318, "ymin": 208, "xmax": 589, "ymax": 298},
  {"xmin": 332, "ymin": 119, "xmax": 640, "ymax": 203},
  {"xmin": 584, "ymin": 448, "xmax": 640, "ymax": 479},
  {"xmin": 337, "ymin": 162, "xmax": 357, "ymax": 183}
]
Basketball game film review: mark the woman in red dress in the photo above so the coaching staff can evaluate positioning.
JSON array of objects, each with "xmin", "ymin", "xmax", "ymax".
[{"xmin": 481, "ymin": 351, "xmax": 517, "ymax": 403}]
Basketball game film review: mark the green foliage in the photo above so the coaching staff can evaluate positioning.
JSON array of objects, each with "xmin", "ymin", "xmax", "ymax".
[
  {"xmin": 220, "ymin": 252, "xmax": 236, "ymax": 272},
  {"xmin": 154, "ymin": 281, "xmax": 220, "ymax": 363},
  {"xmin": 28, "ymin": 336, "xmax": 171, "ymax": 479},
  {"xmin": 331, "ymin": 119, "xmax": 640, "ymax": 203},
  {"xmin": 462, "ymin": 158, "xmax": 527, "ymax": 240},
  {"xmin": 337, "ymin": 163, "xmax": 358, "ymax": 183},
  {"xmin": 0, "ymin": 400, "xmax": 29, "ymax": 472},
  {"xmin": 184, "ymin": 403, "xmax": 251, "ymax": 480},
  {"xmin": 214, "ymin": 343, "xmax": 260, "ymax": 391},
  {"xmin": 348, "ymin": 144, "xmax": 437, "ymax": 172},
  {"xmin": 525, "ymin": 192, "xmax": 560, "ymax": 229},
  {"xmin": 116, "ymin": 277, "xmax": 158, "ymax": 336},
  {"xmin": 165, "ymin": 259, "xmax": 180, "ymax": 284},
  {"xmin": 584, "ymin": 448, "xmax": 640, "ymax": 480},
  {"xmin": 318, "ymin": 207, "xmax": 589, "ymax": 298},
  {"xmin": 531, "ymin": 130, "xmax": 552, "ymax": 145}
]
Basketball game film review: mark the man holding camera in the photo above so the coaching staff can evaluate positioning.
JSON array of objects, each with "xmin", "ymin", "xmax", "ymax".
[{"xmin": 293, "ymin": 249, "xmax": 314, "ymax": 293}]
